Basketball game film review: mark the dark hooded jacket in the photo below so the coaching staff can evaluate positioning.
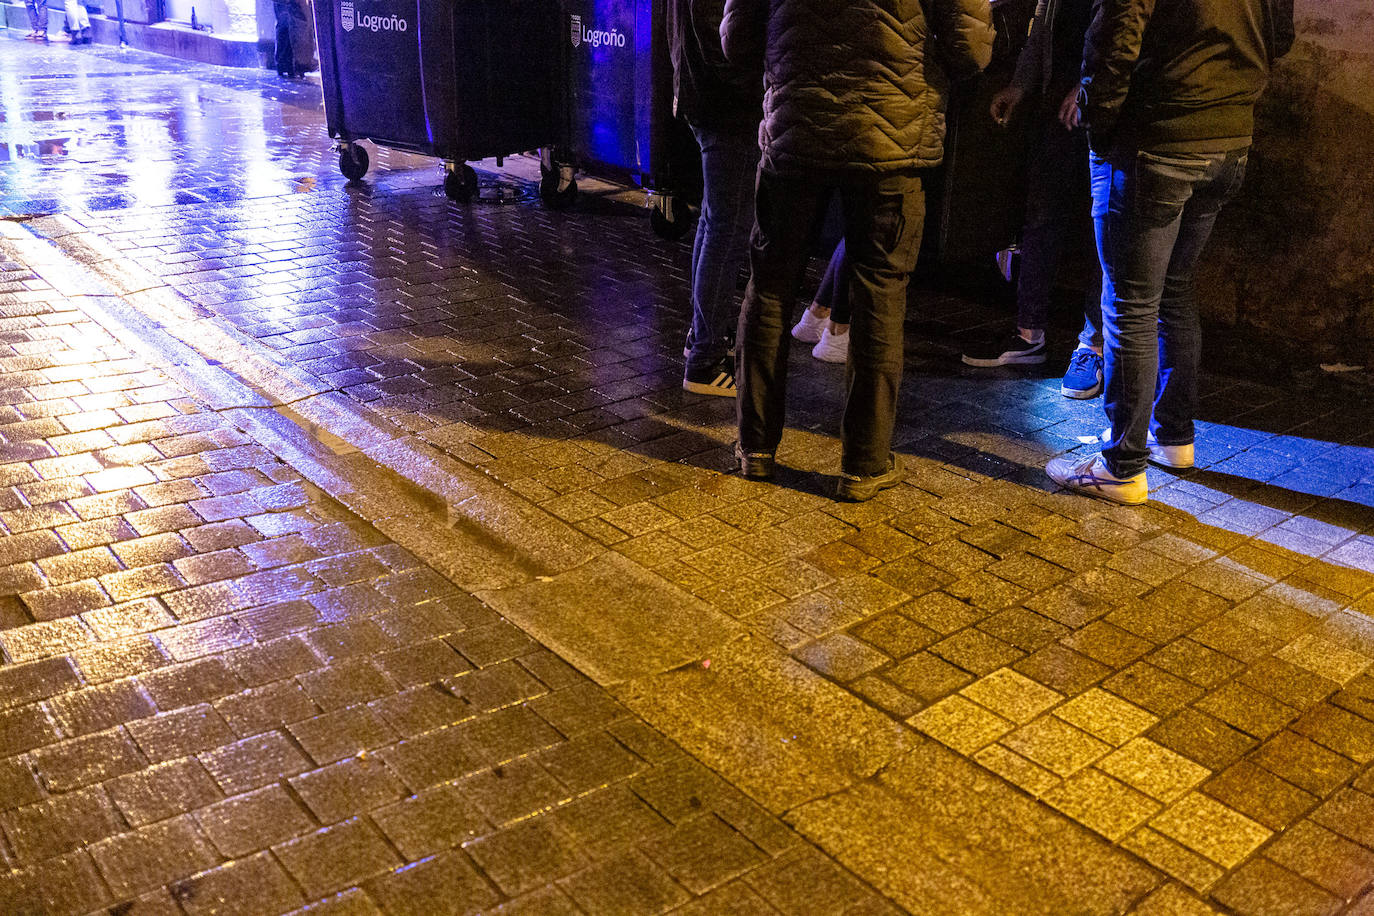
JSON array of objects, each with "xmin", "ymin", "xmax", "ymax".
[
  {"xmin": 1080, "ymin": 0, "xmax": 1295, "ymax": 155},
  {"xmin": 1011, "ymin": 0, "xmax": 1095, "ymax": 108},
  {"xmin": 720, "ymin": 0, "xmax": 995, "ymax": 174},
  {"xmin": 668, "ymin": 0, "xmax": 765, "ymax": 133}
]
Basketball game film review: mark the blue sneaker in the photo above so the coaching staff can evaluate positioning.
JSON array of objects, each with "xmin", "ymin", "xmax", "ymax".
[{"xmin": 1061, "ymin": 347, "xmax": 1104, "ymax": 399}]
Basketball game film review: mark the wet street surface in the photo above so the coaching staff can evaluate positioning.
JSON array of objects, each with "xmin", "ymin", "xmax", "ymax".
[{"xmin": 4, "ymin": 33, "xmax": 1374, "ymax": 916}]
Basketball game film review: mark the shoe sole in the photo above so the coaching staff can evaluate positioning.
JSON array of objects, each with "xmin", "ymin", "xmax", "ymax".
[
  {"xmin": 1065, "ymin": 485, "xmax": 1147, "ymax": 506},
  {"xmin": 812, "ymin": 349, "xmax": 846, "ymax": 364},
  {"xmin": 835, "ymin": 468, "xmax": 904, "ymax": 502},
  {"xmin": 1060, "ymin": 381, "xmax": 1103, "ymax": 399},
  {"xmin": 962, "ymin": 353, "xmax": 1048, "ymax": 368},
  {"xmin": 682, "ymin": 380, "xmax": 737, "ymax": 397},
  {"xmin": 1147, "ymin": 451, "xmax": 1193, "ymax": 470},
  {"xmin": 835, "ymin": 475, "xmax": 902, "ymax": 502}
]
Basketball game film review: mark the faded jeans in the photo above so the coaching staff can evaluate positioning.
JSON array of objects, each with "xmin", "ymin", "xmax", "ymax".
[
  {"xmin": 1093, "ymin": 147, "xmax": 1249, "ymax": 477},
  {"xmin": 686, "ymin": 124, "xmax": 759, "ymax": 376},
  {"xmin": 26, "ymin": 0, "xmax": 49, "ymax": 32},
  {"xmin": 738, "ymin": 167, "xmax": 925, "ymax": 477}
]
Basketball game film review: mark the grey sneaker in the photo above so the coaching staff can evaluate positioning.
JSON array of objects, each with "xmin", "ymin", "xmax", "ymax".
[
  {"xmin": 835, "ymin": 453, "xmax": 904, "ymax": 502},
  {"xmin": 734, "ymin": 442, "xmax": 775, "ymax": 480}
]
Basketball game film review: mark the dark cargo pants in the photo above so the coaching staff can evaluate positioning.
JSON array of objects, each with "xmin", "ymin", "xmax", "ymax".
[{"xmin": 737, "ymin": 167, "xmax": 925, "ymax": 478}]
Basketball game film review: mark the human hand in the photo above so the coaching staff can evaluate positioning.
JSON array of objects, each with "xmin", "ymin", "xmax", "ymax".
[
  {"xmin": 990, "ymin": 86, "xmax": 1025, "ymax": 127},
  {"xmin": 1058, "ymin": 85, "xmax": 1081, "ymax": 130}
]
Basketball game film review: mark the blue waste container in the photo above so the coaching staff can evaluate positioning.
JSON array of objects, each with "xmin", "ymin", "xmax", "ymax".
[
  {"xmin": 312, "ymin": 0, "xmax": 564, "ymax": 202},
  {"xmin": 554, "ymin": 0, "xmax": 701, "ymax": 238}
]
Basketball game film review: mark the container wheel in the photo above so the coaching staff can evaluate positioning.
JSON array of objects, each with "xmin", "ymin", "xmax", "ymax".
[
  {"xmin": 339, "ymin": 145, "xmax": 369, "ymax": 182},
  {"xmin": 444, "ymin": 164, "xmax": 480, "ymax": 203},
  {"xmin": 539, "ymin": 164, "xmax": 578, "ymax": 210},
  {"xmin": 649, "ymin": 195, "xmax": 692, "ymax": 241}
]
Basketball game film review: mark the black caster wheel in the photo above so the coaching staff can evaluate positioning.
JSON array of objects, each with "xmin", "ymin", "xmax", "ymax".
[
  {"xmin": 339, "ymin": 145, "xmax": 369, "ymax": 182},
  {"xmin": 444, "ymin": 164, "xmax": 480, "ymax": 203},
  {"xmin": 539, "ymin": 165, "xmax": 578, "ymax": 210},
  {"xmin": 649, "ymin": 196, "xmax": 692, "ymax": 241}
]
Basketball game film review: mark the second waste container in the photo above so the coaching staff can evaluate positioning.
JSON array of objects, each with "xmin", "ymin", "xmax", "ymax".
[
  {"xmin": 313, "ymin": 0, "xmax": 564, "ymax": 201},
  {"xmin": 554, "ymin": 0, "xmax": 701, "ymax": 238}
]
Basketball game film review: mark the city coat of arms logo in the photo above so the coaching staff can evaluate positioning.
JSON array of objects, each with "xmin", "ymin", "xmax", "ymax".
[
  {"xmin": 341, "ymin": 0, "xmax": 355, "ymax": 31},
  {"xmin": 570, "ymin": 14, "xmax": 581, "ymax": 47}
]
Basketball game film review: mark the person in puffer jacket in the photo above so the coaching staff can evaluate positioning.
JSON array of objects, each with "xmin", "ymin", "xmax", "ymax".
[
  {"xmin": 722, "ymin": 0, "xmax": 994, "ymax": 501},
  {"xmin": 1046, "ymin": 0, "xmax": 1294, "ymax": 506}
]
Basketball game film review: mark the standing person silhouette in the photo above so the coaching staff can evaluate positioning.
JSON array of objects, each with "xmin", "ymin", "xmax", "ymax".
[{"xmin": 724, "ymin": 0, "xmax": 993, "ymax": 500}]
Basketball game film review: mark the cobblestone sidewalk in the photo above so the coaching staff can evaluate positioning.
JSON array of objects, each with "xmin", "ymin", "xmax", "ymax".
[
  {"xmin": 5, "ymin": 33, "xmax": 1374, "ymax": 916},
  {"xmin": 64, "ymin": 182, "xmax": 1374, "ymax": 915},
  {"xmin": 0, "ymin": 236, "xmax": 905, "ymax": 915}
]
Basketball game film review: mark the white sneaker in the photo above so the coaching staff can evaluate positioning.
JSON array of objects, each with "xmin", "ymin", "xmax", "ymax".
[
  {"xmin": 1046, "ymin": 453, "xmax": 1147, "ymax": 505},
  {"xmin": 812, "ymin": 326, "xmax": 849, "ymax": 363},
  {"xmin": 791, "ymin": 306, "xmax": 827, "ymax": 344},
  {"xmin": 1098, "ymin": 428, "xmax": 1194, "ymax": 469},
  {"xmin": 1147, "ymin": 438, "xmax": 1193, "ymax": 469}
]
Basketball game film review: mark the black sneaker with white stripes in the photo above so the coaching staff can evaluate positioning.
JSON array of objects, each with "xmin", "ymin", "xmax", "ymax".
[
  {"xmin": 961, "ymin": 333, "xmax": 1047, "ymax": 367},
  {"xmin": 683, "ymin": 356, "xmax": 737, "ymax": 397}
]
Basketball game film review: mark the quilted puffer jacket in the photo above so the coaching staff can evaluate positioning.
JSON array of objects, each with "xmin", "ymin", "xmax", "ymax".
[{"xmin": 720, "ymin": 0, "xmax": 995, "ymax": 175}]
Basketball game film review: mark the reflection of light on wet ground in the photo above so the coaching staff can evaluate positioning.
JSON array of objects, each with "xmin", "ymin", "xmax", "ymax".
[{"xmin": 0, "ymin": 40, "xmax": 351, "ymax": 215}]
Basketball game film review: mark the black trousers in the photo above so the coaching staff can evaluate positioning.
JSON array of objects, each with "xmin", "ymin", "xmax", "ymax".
[
  {"xmin": 737, "ymin": 167, "xmax": 925, "ymax": 478},
  {"xmin": 274, "ymin": 3, "xmax": 298, "ymax": 75}
]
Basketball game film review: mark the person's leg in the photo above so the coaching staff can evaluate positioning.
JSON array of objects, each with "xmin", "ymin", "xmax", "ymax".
[
  {"xmin": 1015, "ymin": 118, "xmax": 1081, "ymax": 339},
  {"xmin": 1096, "ymin": 150, "xmax": 1216, "ymax": 480},
  {"xmin": 837, "ymin": 169, "xmax": 925, "ymax": 479},
  {"xmin": 275, "ymin": 4, "xmax": 294, "ymax": 76},
  {"xmin": 737, "ymin": 170, "xmax": 828, "ymax": 454},
  {"xmin": 827, "ymin": 240, "xmax": 852, "ymax": 325},
  {"xmin": 115, "ymin": 0, "xmax": 127, "ymax": 45},
  {"xmin": 791, "ymin": 238, "xmax": 844, "ymax": 343},
  {"xmin": 63, "ymin": 0, "xmax": 88, "ymax": 34},
  {"xmin": 810, "ymin": 240, "xmax": 852, "ymax": 362},
  {"xmin": 685, "ymin": 126, "xmax": 760, "ymax": 389},
  {"xmin": 965, "ymin": 118, "xmax": 1081, "ymax": 368},
  {"xmin": 1152, "ymin": 148, "xmax": 1248, "ymax": 449}
]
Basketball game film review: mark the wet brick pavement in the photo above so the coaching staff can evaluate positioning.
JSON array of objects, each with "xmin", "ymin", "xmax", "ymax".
[
  {"xmin": 0, "ymin": 228, "xmax": 904, "ymax": 915},
  {"xmin": 5, "ymin": 31, "xmax": 1374, "ymax": 916}
]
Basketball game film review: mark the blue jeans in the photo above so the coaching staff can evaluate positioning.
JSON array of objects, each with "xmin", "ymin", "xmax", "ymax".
[
  {"xmin": 686, "ymin": 125, "xmax": 760, "ymax": 375},
  {"xmin": 813, "ymin": 239, "xmax": 851, "ymax": 324},
  {"xmin": 1018, "ymin": 118, "xmax": 1103, "ymax": 348},
  {"xmin": 1092, "ymin": 147, "xmax": 1248, "ymax": 477},
  {"xmin": 26, "ymin": 0, "xmax": 49, "ymax": 31}
]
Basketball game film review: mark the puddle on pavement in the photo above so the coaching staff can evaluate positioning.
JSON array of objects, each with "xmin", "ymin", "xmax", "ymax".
[{"xmin": 0, "ymin": 138, "xmax": 74, "ymax": 160}]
